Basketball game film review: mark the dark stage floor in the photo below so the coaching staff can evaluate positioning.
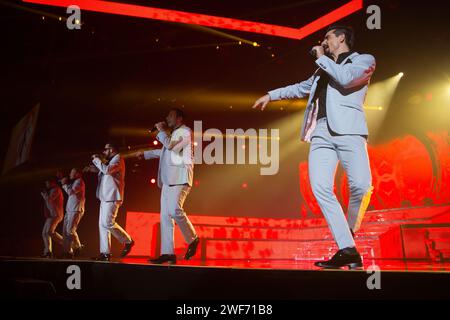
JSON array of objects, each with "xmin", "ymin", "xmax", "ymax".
[{"xmin": 1, "ymin": 256, "xmax": 449, "ymax": 300}]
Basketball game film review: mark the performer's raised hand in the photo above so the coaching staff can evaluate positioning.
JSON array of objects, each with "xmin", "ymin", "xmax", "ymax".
[
  {"xmin": 252, "ymin": 94, "xmax": 270, "ymax": 111},
  {"xmin": 311, "ymin": 44, "xmax": 325, "ymax": 59},
  {"xmin": 155, "ymin": 121, "xmax": 167, "ymax": 132},
  {"xmin": 83, "ymin": 165, "xmax": 98, "ymax": 173},
  {"xmin": 130, "ymin": 151, "xmax": 144, "ymax": 160}
]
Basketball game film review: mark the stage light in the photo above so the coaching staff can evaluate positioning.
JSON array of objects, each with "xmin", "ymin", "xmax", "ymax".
[
  {"xmin": 153, "ymin": 140, "xmax": 158, "ymax": 146},
  {"xmin": 365, "ymin": 73, "xmax": 404, "ymax": 138},
  {"xmin": 193, "ymin": 141, "xmax": 198, "ymax": 147},
  {"xmin": 241, "ymin": 183, "xmax": 248, "ymax": 189},
  {"xmin": 150, "ymin": 178, "xmax": 156, "ymax": 184},
  {"xmin": 253, "ymin": 42, "xmax": 259, "ymax": 47}
]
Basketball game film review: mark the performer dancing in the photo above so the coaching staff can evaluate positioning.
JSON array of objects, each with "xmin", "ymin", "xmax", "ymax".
[
  {"xmin": 40, "ymin": 179, "xmax": 64, "ymax": 258},
  {"xmin": 60, "ymin": 168, "xmax": 86, "ymax": 259},
  {"xmin": 133, "ymin": 108, "xmax": 199, "ymax": 264},
  {"xmin": 252, "ymin": 26, "xmax": 375, "ymax": 269},
  {"xmin": 86, "ymin": 143, "xmax": 134, "ymax": 261}
]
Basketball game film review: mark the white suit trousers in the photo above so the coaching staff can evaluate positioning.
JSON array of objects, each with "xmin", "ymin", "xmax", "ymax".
[
  {"xmin": 160, "ymin": 184, "xmax": 197, "ymax": 255},
  {"xmin": 42, "ymin": 216, "xmax": 63, "ymax": 254},
  {"xmin": 308, "ymin": 118, "xmax": 373, "ymax": 249},
  {"xmin": 99, "ymin": 201, "xmax": 132, "ymax": 254},
  {"xmin": 63, "ymin": 211, "xmax": 84, "ymax": 253}
]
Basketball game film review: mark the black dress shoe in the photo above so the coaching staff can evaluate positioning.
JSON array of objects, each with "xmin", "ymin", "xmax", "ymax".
[
  {"xmin": 149, "ymin": 254, "xmax": 177, "ymax": 264},
  {"xmin": 60, "ymin": 252, "xmax": 74, "ymax": 259},
  {"xmin": 185, "ymin": 236, "xmax": 199, "ymax": 260},
  {"xmin": 314, "ymin": 247, "xmax": 363, "ymax": 270},
  {"xmin": 120, "ymin": 239, "xmax": 135, "ymax": 258},
  {"xmin": 40, "ymin": 252, "xmax": 53, "ymax": 259},
  {"xmin": 93, "ymin": 253, "xmax": 112, "ymax": 262},
  {"xmin": 73, "ymin": 244, "xmax": 84, "ymax": 258}
]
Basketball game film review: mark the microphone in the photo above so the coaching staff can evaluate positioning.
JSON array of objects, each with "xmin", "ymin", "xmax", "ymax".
[
  {"xmin": 309, "ymin": 48, "xmax": 317, "ymax": 58},
  {"xmin": 149, "ymin": 121, "xmax": 167, "ymax": 133}
]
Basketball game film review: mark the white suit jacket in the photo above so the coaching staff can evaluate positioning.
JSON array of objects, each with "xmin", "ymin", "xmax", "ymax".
[
  {"xmin": 144, "ymin": 125, "xmax": 194, "ymax": 188},
  {"xmin": 268, "ymin": 52, "xmax": 376, "ymax": 142},
  {"xmin": 93, "ymin": 154, "xmax": 125, "ymax": 202},
  {"xmin": 43, "ymin": 186, "xmax": 64, "ymax": 218},
  {"xmin": 62, "ymin": 177, "xmax": 86, "ymax": 213}
]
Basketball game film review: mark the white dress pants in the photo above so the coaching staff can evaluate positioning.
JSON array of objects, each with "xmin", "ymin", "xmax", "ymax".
[
  {"xmin": 99, "ymin": 201, "xmax": 132, "ymax": 254},
  {"xmin": 308, "ymin": 118, "xmax": 373, "ymax": 249},
  {"xmin": 42, "ymin": 215, "xmax": 63, "ymax": 254},
  {"xmin": 160, "ymin": 184, "xmax": 197, "ymax": 255}
]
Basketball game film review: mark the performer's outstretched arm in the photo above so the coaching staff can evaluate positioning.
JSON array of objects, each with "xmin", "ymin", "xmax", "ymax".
[
  {"xmin": 92, "ymin": 155, "xmax": 121, "ymax": 175},
  {"xmin": 252, "ymin": 75, "xmax": 315, "ymax": 111}
]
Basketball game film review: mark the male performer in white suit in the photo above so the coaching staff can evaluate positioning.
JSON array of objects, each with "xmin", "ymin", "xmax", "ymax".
[
  {"xmin": 252, "ymin": 26, "xmax": 375, "ymax": 269},
  {"xmin": 89, "ymin": 142, "xmax": 134, "ymax": 261},
  {"xmin": 40, "ymin": 179, "xmax": 64, "ymax": 258},
  {"xmin": 61, "ymin": 168, "xmax": 85, "ymax": 259},
  {"xmin": 134, "ymin": 108, "xmax": 199, "ymax": 264}
]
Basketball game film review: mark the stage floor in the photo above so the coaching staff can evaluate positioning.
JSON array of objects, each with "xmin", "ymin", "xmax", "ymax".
[
  {"xmin": 1, "ymin": 256, "xmax": 450, "ymax": 299},
  {"xmin": 122, "ymin": 257, "xmax": 450, "ymax": 272}
]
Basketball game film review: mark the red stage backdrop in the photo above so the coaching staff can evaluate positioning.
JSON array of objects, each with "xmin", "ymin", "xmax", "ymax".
[{"xmin": 299, "ymin": 131, "xmax": 450, "ymax": 218}]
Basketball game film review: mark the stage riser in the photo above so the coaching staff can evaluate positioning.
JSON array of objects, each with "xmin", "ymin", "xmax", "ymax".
[
  {"xmin": 1, "ymin": 259, "xmax": 450, "ymax": 300},
  {"xmin": 125, "ymin": 206, "xmax": 450, "ymax": 260}
]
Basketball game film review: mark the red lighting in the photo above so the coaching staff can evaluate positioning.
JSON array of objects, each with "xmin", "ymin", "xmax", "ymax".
[{"xmin": 22, "ymin": 0, "xmax": 363, "ymax": 40}]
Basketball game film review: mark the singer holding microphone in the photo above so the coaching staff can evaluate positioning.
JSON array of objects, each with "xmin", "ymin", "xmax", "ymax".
[
  {"xmin": 132, "ymin": 108, "xmax": 199, "ymax": 264},
  {"xmin": 252, "ymin": 25, "xmax": 375, "ymax": 269},
  {"xmin": 85, "ymin": 143, "xmax": 134, "ymax": 261}
]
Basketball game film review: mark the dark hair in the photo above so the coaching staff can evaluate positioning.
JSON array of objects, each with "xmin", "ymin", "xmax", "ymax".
[
  {"xmin": 169, "ymin": 108, "xmax": 186, "ymax": 120},
  {"xmin": 326, "ymin": 25, "xmax": 354, "ymax": 49},
  {"xmin": 105, "ymin": 142, "xmax": 118, "ymax": 152}
]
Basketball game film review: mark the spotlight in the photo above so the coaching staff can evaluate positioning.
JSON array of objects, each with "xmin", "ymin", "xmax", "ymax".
[
  {"xmin": 150, "ymin": 178, "xmax": 156, "ymax": 184},
  {"xmin": 398, "ymin": 72, "xmax": 404, "ymax": 77},
  {"xmin": 153, "ymin": 140, "xmax": 158, "ymax": 145},
  {"xmin": 252, "ymin": 42, "xmax": 259, "ymax": 47}
]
